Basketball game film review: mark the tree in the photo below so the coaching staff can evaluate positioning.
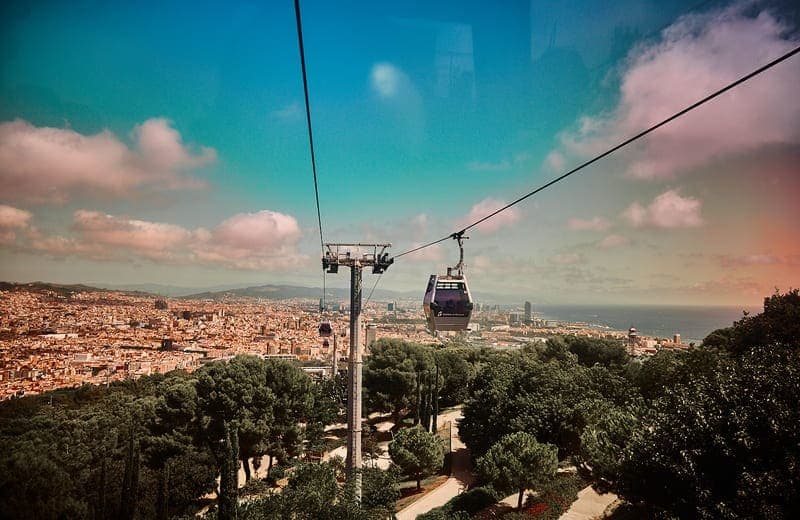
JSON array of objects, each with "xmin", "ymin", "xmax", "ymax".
[
  {"xmin": 389, "ymin": 426, "xmax": 443, "ymax": 490},
  {"xmin": 562, "ymin": 336, "xmax": 629, "ymax": 368},
  {"xmin": 602, "ymin": 291, "xmax": 800, "ymax": 518},
  {"xmin": 361, "ymin": 466, "xmax": 401, "ymax": 512},
  {"xmin": 433, "ymin": 348, "xmax": 474, "ymax": 407},
  {"xmin": 460, "ymin": 350, "xmax": 621, "ymax": 458},
  {"xmin": 364, "ymin": 339, "xmax": 435, "ymax": 429},
  {"xmin": 194, "ymin": 356, "xmax": 276, "ymax": 520},
  {"xmin": 477, "ymin": 432, "xmax": 558, "ymax": 509}
]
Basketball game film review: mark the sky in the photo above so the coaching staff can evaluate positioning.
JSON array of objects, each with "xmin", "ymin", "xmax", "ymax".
[{"xmin": 0, "ymin": 0, "xmax": 798, "ymax": 306}]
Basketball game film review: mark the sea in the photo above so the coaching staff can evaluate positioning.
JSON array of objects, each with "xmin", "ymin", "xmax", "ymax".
[{"xmin": 533, "ymin": 304, "xmax": 760, "ymax": 344}]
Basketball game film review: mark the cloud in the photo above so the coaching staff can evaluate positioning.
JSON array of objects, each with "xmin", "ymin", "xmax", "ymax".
[
  {"xmin": 552, "ymin": 3, "xmax": 800, "ymax": 179},
  {"xmin": 0, "ymin": 204, "xmax": 32, "ymax": 244},
  {"xmin": 597, "ymin": 234, "xmax": 631, "ymax": 249},
  {"xmin": 545, "ymin": 150, "xmax": 566, "ymax": 172},
  {"xmin": 550, "ymin": 253, "xmax": 583, "ymax": 265},
  {"xmin": 370, "ymin": 63, "xmax": 405, "ymax": 99},
  {"xmin": 717, "ymin": 253, "xmax": 800, "ymax": 267},
  {"xmin": 72, "ymin": 210, "xmax": 195, "ymax": 261},
  {"xmin": 402, "ymin": 243, "xmax": 444, "ymax": 263},
  {"xmin": 567, "ymin": 216, "xmax": 612, "ymax": 231},
  {"xmin": 0, "ymin": 118, "xmax": 215, "ymax": 204},
  {"xmin": 196, "ymin": 210, "xmax": 304, "ymax": 269},
  {"xmin": 622, "ymin": 189, "xmax": 703, "ymax": 228},
  {"xmin": 22, "ymin": 209, "xmax": 305, "ymax": 270},
  {"xmin": 467, "ymin": 160, "xmax": 511, "ymax": 172},
  {"xmin": 271, "ymin": 102, "xmax": 302, "ymax": 121},
  {"xmin": 458, "ymin": 197, "xmax": 521, "ymax": 233}
]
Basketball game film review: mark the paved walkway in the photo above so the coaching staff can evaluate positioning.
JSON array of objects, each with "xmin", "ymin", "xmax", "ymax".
[
  {"xmin": 558, "ymin": 486, "xmax": 617, "ymax": 520},
  {"xmin": 395, "ymin": 409, "xmax": 474, "ymax": 520},
  {"xmin": 493, "ymin": 479, "xmax": 616, "ymax": 519}
]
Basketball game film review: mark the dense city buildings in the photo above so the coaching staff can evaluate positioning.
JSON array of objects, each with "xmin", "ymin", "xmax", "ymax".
[{"xmin": 0, "ymin": 285, "xmax": 689, "ymax": 399}]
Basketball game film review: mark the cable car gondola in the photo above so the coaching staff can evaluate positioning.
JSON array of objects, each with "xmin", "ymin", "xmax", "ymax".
[
  {"xmin": 423, "ymin": 233, "xmax": 473, "ymax": 333},
  {"xmin": 318, "ymin": 321, "xmax": 333, "ymax": 337}
]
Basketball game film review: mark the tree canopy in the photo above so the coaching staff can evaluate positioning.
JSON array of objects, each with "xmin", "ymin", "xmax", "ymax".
[
  {"xmin": 477, "ymin": 432, "xmax": 558, "ymax": 509},
  {"xmin": 389, "ymin": 425, "xmax": 443, "ymax": 490}
]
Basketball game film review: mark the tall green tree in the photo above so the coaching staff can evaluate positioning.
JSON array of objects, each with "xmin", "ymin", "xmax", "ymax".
[
  {"xmin": 389, "ymin": 425, "xmax": 443, "ymax": 490},
  {"xmin": 601, "ymin": 291, "xmax": 800, "ymax": 518},
  {"xmin": 477, "ymin": 432, "xmax": 558, "ymax": 509},
  {"xmin": 364, "ymin": 339, "xmax": 435, "ymax": 429}
]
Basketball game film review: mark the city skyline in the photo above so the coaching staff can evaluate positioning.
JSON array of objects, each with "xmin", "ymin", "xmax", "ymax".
[{"xmin": 1, "ymin": 0, "xmax": 799, "ymax": 306}]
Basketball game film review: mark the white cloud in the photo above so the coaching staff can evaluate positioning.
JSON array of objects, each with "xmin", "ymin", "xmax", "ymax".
[
  {"xmin": 545, "ymin": 150, "xmax": 566, "ymax": 172},
  {"xmin": 197, "ymin": 210, "xmax": 304, "ymax": 269},
  {"xmin": 467, "ymin": 160, "xmax": 511, "ymax": 172},
  {"xmin": 597, "ymin": 234, "xmax": 631, "ymax": 249},
  {"xmin": 716, "ymin": 253, "xmax": 800, "ymax": 267},
  {"xmin": 0, "ymin": 118, "xmax": 215, "ymax": 204},
  {"xmin": 622, "ymin": 189, "xmax": 703, "ymax": 228},
  {"xmin": 23, "ymin": 209, "xmax": 305, "ymax": 270},
  {"xmin": 458, "ymin": 197, "xmax": 521, "ymax": 233},
  {"xmin": 271, "ymin": 102, "xmax": 302, "ymax": 121},
  {"xmin": 550, "ymin": 253, "xmax": 583, "ymax": 265},
  {"xmin": 567, "ymin": 216, "xmax": 612, "ymax": 231},
  {"xmin": 72, "ymin": 210, "xmax": 194, "ymax": 261},
  {"xmin": 0, "ymin": 204, "xmax": 32, "ymax": 244},
  {"xmin": 402, "ymin": 243, "xmax": 444, "ymax": 263},
  {"xmin": 370, "ymin": 63, "xmax": 404, "ymax": 99},
  {"xmin": 552, "ymin": 3, "xmax": 800, "ymax": 179}
]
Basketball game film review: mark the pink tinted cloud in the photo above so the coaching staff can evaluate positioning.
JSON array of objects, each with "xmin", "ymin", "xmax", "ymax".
[
  {"xmin": 0, "ymin": 118, "xmax": 215, "ymax": 204},
  {"xmin": 717, "ymin": 253, "xmax": 800, "ymax": 267},
  {"xmin": 622, "ymin": 189, "xmax": 703, "ymax": 228},
  {"xmin": 597, "ymin": 234, "xmax": 631, "ymax": 249},
  {"xmin": 403, "ymin": 243, "xmax": 444, "ymax": 263},
  {"xmin": 567, "ymin": 216, "xmax": 612, "ymax": 231},
  {"xmin": 196, "ymin": 210, "xmax": 305, "ymax": 270},
  {"xmin": 23, "ymin": 209, "xmax": 305, "ymax": 270},
  {"xmin": 550, "ymin": 253, "xmax": 583, "ymax": 265},
  {"xmin": 72, "ymin": 210, "xmax": 194, "ymax": 261},
  {"xmin": 555, "ymin": 3, "xmax": 800, "ymax": 179},
  {"xmin": 458, "ymin": 197, "xmax": 521, "ymax": 233},
  {"xmin": 0, "ymin": 204, "xmax": 32, "ymax": 244}
]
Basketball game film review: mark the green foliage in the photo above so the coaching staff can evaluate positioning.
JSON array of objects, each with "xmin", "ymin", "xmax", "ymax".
[
  {"xmin": 433, "ymin": 348, "xmax": 475, "ymax": 406},
  {"xmin": 361, "ymin": 465, "xmax": 401, "ymax": 511},
  {"xmin": 460, "ymin": 347, "xmax": 635, "ymax": 458},
  {"xmin": 389, "ymin": 425, "xmax": 444, "ymax": 489},
  {"xmin": 418, "ymin": 485, "xmax": 500, "ymax": 519},
  {"xmin": 0, "ymin": 356, "xmax": 334, "ymax": 520},
  {"xmin": 238, "ymin": 462, "xmax": 390, "ymax": 520},
  {"xmin": 477, "ymin": 432, "xmax": 558, "ymax": 509},
  {"xmin": 562, "ymin": 336, "xmax": 629, "ymax": 367},
  {"xmin": 363, "ymin": 339, "xmax": 434, "ymax": 426},
  {"xmin": 586, "ymin": 290, "xmax": 800, "ymax": 518}
]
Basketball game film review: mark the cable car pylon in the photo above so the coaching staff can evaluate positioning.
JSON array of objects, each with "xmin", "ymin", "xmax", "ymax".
[{"xmin": 322, "ymin": 243, "xmax": 392, "ymax": 501}]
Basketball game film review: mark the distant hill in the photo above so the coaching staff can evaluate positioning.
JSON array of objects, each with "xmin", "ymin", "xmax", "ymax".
[
  {"xmin": 0, "ymin": 281, "xmax": 155, "ymax": 298},
  {"xmin": 180, "ymin": 283, "xmax": 517, "ymax": 305},
  {"xmin": 182, "ymin": 284, "xmax": 351, "ymax": 301},
  {"xmin": 90, "ymin": 282, "xmax": 257, "ymax": 297},
  {"xmin": 1, "ymin": 280, "xmax": 522, "ymax": 305}
]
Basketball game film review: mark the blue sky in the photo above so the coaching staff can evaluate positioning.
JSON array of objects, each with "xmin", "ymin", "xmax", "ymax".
[{"xmin": 1, "ymin": 0, "xmax": 798, "ymax": 305}]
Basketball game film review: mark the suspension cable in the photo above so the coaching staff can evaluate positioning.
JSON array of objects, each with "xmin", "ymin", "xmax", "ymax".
[
  {"xmin": 294, "ymin": 0, "xmax": 327, "ymax": 310},
  {"xmin": 393, "ymin": 44, "xmax": 800, "ymax": 260}
]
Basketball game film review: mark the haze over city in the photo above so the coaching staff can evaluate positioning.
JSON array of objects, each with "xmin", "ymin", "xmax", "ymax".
[{"xmin": 1, "ymin": 0, "xmax": 798, "ymax": 305}]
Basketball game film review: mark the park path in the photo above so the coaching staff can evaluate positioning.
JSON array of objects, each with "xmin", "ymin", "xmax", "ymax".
[
  {"xmin": 495, "ymin": 483, "xmax": 617, "ymax": 519},
  {"xmin": 395, "ymin": 409, "xmax": 474, "ymax": 520},
  {"xmin": 558, "ymin": 486, "xmax": 617, "ymax": 520}
]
